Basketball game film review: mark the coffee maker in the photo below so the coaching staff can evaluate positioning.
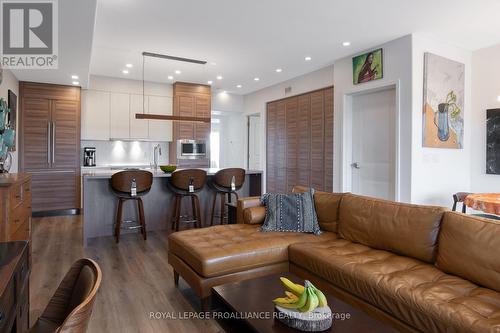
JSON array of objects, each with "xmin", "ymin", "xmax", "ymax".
[{"xmin": 83, "ymin": 147, "xmax": 96, "ymax": 167}]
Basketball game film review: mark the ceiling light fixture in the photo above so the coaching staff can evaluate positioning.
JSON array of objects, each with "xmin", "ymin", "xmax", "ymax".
[
  {"xmin": 168, "ymin": 75, "xmax": 174, "ymax": 80},
  {"xmin": 236, "ymin": 84, "xmax": 242, "ymax": 88},
  {"xmin": 126, "ymin": 63, "xmax": 133, "ymax": 68},
  {"xmin": 71, "ymin": 75, "xmax": 78, "ymax": 79},
  {"xmin": 305, "ymin": 56, "xmax": 312, "ymax": 61},
  {"xmin": 254, "ymin": 77, "xmax": 260, "ymax": 81},
  {"xmin": 342, "ymin": 41, "xmax": 351, "ymax": 47},
  {"xmin": 175, "ymin": 70, "xmax": 181, "ymax": 74},
  {"xmin": 122, "ymin": 69, "xmax": 129, "ymax": 74},
  {"xmin": 275, "ymin": 68, "xmax": 282, "ymax": 73},
  {"xmin": 220, "ymin": 90, "xmax": 227, "ymax": 95},
  {"xmin": 72, "ymin": 81, "xmax": 79, "ymax": 85},
  {"xmin": 207, "ymin": 80, "xmax": 213, "ymax": 85},
  {"xmin": 217, "ymin": 75, "xmax": 223, "ymax": 80}
]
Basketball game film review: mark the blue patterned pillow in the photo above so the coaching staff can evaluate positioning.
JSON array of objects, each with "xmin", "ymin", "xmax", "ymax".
[{"xmin": 260, "ymin": 189, "xmax": 321, "ymax": 235}]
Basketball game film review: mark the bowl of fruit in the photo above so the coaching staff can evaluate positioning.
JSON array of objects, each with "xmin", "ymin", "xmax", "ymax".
[
  {"xmin": 159, "ymin": 165, "xmax": 177, "ymax": 173},
  {"xmin": 273, "ymin": 277, "xmax": 332, "ymax": 332}
]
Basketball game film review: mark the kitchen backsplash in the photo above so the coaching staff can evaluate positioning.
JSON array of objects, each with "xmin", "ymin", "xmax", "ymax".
[{"xmin": 81, "ymin": 140, "xmax": 169, "ymax": 167}]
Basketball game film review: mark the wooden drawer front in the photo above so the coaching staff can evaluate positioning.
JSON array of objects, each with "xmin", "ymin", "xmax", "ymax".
[
  {"xmin": 9, "ymin": 183, "xmax": 23, "ymax": 210},
  {"xmin": 0, "ymin": 279, "xmax": 14, "ymax": 333},
  {"xmin": 31, "ymin": 171, "xmax": 78, "ymax": 212},
  {"xmin": 16, "ymin": 249, "xmax": 29, "ymax": 298}
]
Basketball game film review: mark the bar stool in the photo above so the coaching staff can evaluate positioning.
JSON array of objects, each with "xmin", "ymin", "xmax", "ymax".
[
  {"xmin": 168, "ymin": 169, "xmax": 207, "ymax": 232},
  {"xmin": 110, "ymin": 170, "xmax": 153, "ymax": 243},
  {"xmin": 210, "ymin": 168, "xmax": 246, "ymax": 226}
]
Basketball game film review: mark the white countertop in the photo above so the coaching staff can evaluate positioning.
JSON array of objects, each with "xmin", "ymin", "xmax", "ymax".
[{"xmin": 82, "ymin": 168, "xmax": 263, "ymax": 179}]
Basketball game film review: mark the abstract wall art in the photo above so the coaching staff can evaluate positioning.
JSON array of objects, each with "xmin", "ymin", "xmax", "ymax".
[{"xmin": 486, "ymin": 109, "xmax": 500, "ymax": 174}]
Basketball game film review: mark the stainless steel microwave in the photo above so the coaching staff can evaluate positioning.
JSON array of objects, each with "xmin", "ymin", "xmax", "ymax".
[{"xmin": 177, "ymin": 139, "xmax": 208, "ymax": 159}]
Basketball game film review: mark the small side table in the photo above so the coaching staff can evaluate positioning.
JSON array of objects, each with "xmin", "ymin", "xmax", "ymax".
[{"xmin": 225, "ymin": 202, "xmax": 237, "ymax": 224}]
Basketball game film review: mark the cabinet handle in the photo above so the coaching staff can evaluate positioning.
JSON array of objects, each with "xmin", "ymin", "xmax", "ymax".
[
  {"xmin": 52, "ymin": 121, "xmax": 56, "ymax": 164},
  {"xmin": 47, "ymin": 122, "xmax": 51, "ymax": 165}
]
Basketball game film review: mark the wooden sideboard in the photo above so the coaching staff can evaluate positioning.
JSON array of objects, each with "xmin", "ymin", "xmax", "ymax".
[
  {"xmin": 0, "ymin": 174, "xmax": 32, "ymax": 245},
  {"xmin": 0, "ymin": 241, "xmax": 30, "ymax": 333}
]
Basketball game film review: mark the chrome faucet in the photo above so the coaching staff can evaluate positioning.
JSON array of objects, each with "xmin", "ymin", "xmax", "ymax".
[{"xmin": 153, "ymin": 144, "xmax": 162, "ymax": 170}]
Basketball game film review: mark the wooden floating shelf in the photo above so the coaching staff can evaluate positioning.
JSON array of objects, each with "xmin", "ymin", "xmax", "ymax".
[{"xmin": 135, "ymin": 113, "xmax": 211, "ymax": 123}]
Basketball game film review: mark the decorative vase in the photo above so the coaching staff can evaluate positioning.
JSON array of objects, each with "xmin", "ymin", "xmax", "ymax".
[{"xmin": 434, "ymin": 103, "xmax": 450, "ymax": 142}]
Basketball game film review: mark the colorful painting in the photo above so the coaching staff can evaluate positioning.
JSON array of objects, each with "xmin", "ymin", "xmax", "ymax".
[
  {"xmin": 8, "ymin": 90, "xmax": 16, "ymax": 151},
  {"xmin": 422, "ymin": 53, "xmax": 465, "ymax": 149},
  {"xmin": 352, "ymin": 48, "xmax": 383, "ymax": 85}
]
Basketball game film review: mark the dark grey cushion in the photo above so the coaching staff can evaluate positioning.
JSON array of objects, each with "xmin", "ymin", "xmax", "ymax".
[{"xmin": 260, "ymin": 190, "xmax": 321, "ymax": 235}]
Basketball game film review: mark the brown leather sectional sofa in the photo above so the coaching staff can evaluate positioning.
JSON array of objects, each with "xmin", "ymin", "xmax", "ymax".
[{"xmin": 168, "ymin": 186, "xmax": 500, "ymax": 333}]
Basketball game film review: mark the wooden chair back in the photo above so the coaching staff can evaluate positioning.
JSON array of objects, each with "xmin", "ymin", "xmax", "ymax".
[
  {"xmin": 169, "ymin": 169, "xmax": 207, "ymax": 192},
  {"xmin": 111, "ymin": 170, "xmax": 153, "ymax": 194},
  {"xmin": 213, "ymin": 168, "xmax": 245, "ymax": 190},
  {"xmin": 452, "ymin": 192, "xmax": 472, "ymax": 213},
  {"xmin": 38, "ymin": 258, "xmax": 102, "ymax": 333}
]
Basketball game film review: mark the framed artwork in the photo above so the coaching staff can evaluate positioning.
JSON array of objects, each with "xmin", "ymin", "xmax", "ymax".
[
  {"xmin": 422, "ymin": 53, "xmax": 465, "ymax": 149},
  {"xmin": 352, "ymin": 48, "xmax": 383, "ymax": 84},
  {"xmin": 486, "ymin": 109, "xmax": 500, "ymax": 174},
  {"xmin": 7, "ymin": 90, "xmax": 17, "ymax": 151}
]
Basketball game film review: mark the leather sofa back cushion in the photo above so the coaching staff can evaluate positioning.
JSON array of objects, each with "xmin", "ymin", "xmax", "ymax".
[
  {"xmin": 293, "ymin": 186, "xmax": 343, "ymax": 232},
  {"xmin": 436, "ymin": 212, "xmax": 500, "ymax": 292},
  {"xmin": 338, "ymin": 194, "xmax": 446, "ymax": 263}
]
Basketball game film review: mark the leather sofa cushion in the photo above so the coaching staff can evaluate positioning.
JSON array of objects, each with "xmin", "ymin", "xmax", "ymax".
[
  {"xmin": 289, "ymin": 240, "xmax": 500, "ymax": 333},
  {"xmin": 292, "ymin": 186, "xmax": 343, "ymax": 232},
  {"xmin": 168, "ymin": 224, "xmax": 337, "ymax": 278},
  {"xmin": 338, "ymin": 194, "xmax": 445, "ymax": 263},
  {"xmin": 437, "ymin": 212, "xmax": 500, "ymax": 293},
  {"xmin": 243, "ymin": 206, "xmax": 266, "ymax": 224}
]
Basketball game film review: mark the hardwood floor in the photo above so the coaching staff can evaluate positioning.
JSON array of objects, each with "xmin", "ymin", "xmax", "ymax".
[{"xmin": 30, "ymin": 215, "xmax": 224, "ymax": 333}]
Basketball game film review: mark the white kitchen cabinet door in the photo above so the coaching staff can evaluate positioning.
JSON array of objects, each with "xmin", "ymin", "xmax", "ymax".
[
  {"xmin": 130, "ymin": 94, "xmax": 149, "ymax": 139},
  {"xmin": 148, "ymin": 95, "xmax": 173, "ymax": 141},
  {"xmin": 110, "ymin": 93, "xmax": 130, "ymax": 139},
  {"xmin": 81, "ymin": 90, "xmax": 110, "ymax": 140}
]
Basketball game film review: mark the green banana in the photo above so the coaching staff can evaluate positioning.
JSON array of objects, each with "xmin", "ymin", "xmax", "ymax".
[
  {"xmin": 309, "ymin": 283, "xmax": 328, "ymax": 307},
  {"xmin": 298, "ymin": 287, "xmax": 319, "ymax": 312}
]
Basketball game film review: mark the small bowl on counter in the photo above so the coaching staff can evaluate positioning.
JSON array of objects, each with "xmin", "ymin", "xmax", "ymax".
[{"xmin": 160, "ymin": 165, "xmax": 177, "ymax": 173}]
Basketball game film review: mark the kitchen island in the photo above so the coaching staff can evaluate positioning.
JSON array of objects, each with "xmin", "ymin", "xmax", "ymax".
[{"xmin": 82, "ymin": 168, "xmax": 262, "ymax": 246}]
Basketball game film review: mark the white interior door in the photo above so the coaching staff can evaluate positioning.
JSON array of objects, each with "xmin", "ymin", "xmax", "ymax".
[
  {"xmin": 248, "ymin": 115, "xmax": 261, "ymax": 170},
  {"xmin": 351, "ymin": 88, "xmax": 396, "ymax": 200}
]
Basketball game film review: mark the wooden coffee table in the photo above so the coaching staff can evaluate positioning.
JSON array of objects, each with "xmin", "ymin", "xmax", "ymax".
[{"xmin": 212, "ymin": 272, "xmax": 399, "ymax": 333}]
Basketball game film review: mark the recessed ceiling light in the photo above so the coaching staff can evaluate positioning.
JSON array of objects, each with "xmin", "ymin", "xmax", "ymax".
[
  {"xmin": 305, "ymin": 56, "xmax": 312, "ymax": 61},
  {"xmin": 236, "ymin": 84, "xmax": 242, "ymax": 88},
  {"xmin": 71, "ymin": 75, "xmax": 78, "ymax": 79},
  {"xmin": 220, "ymin": 90, "xmax": 227, "ymax": 94},
  {"xmin": 175, "ymin": 70, "xmax": 181, "ymax": 74},
  {"xmin": 207, "ymin": 80, "xmax": 213, "ymax": 85},
  {"xmin": 167, "ymin": 75, "xmax": 174, "ymax": 80},
  {"xmin": 254, "ymin": 77, "xmax": 260, "ymax": 81},
  {"xmin": 217, "ymin": 75, "xmax": 223, "ymax": 80},
  {"xmin": 72, "ymin": 81, "xmax": 79, "ymax": 85},
  {"xmin": 275, "ymin": 68, "xmax": 282, "ymax": 73},
  {"xmin": 122, "ymin": 69, "xmax": 129, "ymax": 74},
  {"xmin": 342, "ymin": 41, "xmax": 351, "ymax": 47},
  {"xmin": 125, "ymin": 63, "xmax": 133, "ymax": 68}
]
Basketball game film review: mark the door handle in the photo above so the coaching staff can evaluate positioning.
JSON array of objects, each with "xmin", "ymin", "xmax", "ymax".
[
  {"xmin": 351, "ymin": 162, "xmax": 360, "ymax": 169},
  {"xmin": 52, "ymin": 121, "xmax": 56, "ymax": 164},
  {"xmin": 47, "ymin": 122, "xmax": 51, "ymax": 165}
]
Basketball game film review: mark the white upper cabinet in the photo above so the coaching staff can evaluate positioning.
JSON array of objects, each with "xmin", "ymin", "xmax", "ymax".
[
  {"xmin": 148, "ymin": 96, "xmax": 173, "ymax": 141},
  {"xmin": 81, "ymin": 90, "xmax": 110, "ymax": 140},
  {"xmin": 130, "ymin": 94, "xmax": 149, "ymax": 139},
  {"xmin": 110, "ymin": 93, "xmax": 130, "ymax": 139}
]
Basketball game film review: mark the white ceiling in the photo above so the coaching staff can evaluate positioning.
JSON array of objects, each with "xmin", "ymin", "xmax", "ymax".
[{"xmin": 11, "ymin": 0, "xmax": 500, "ymax": 94}]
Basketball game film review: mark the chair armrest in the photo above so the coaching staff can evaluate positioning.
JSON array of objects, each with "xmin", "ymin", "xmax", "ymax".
[
  {"xmin": 244, "ymin": 206, "xmax": 266, "ymax": 225},
  {"xmin": 237, "ymin": 196, "xmax": 263, "ymax": 224}
]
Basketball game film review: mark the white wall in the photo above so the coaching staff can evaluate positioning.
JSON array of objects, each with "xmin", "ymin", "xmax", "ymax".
[
  {"xmin": 88, "ymin": 75, "xmax": 172, "ymax": 97},
  {"xmin": 243, "ymin": 66, "xmax": 335, "ymax": 188},
  {"xmin": 212, "ymin": 91, "xmax": 244, "ymax": 113},
  {"xmin": 0, "ymin": 69, "xmax": 19, "ymax": 172},
  {"xmin": 333, "ymin": 35, "xmax": 412, "ymax": 201},
  {"xmin": 410, "ymin": 34, "xmax": 472, "ymax": 206},
  {"xmin": 470, "ymin": 44, "xmax": 500, "ymax": 192}
]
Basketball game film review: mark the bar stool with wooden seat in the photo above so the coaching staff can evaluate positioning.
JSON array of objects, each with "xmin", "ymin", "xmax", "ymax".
[
  {"xmin": 111, "ymin": 170, "xmax": 153, "ymax": 243},
  {"xmin": 168, "ymin": 169, "xmax": 207, "ymax": 231},
  {"xmin": 210, "ymin": 168, "xmax": 246, "ymax": 226}
]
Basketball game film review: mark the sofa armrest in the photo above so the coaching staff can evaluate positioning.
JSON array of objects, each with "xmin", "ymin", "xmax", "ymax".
[
  {"xmin": 237, "ymin": 196, "xmax": 263, "ymax": 224},
  {"xmin": 243, "ymin": 206, "xmax": 266, "ymax": 225}
]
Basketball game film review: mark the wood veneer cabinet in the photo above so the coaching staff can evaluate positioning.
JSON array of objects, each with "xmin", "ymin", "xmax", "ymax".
[
  {"xmin": 266, "ymin": 86, "xmax": 333, "ymax": 192},
  {"xmin": 19, "ymin": 82, "xmax": 81, "ymax": 213},
  {"xmin": 0, "ymin": 174, "xmax": 32, "ymax": 244},
  {"xmin": 169, "ymin": 82, "xmax": 211, "ymax": 167}
]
